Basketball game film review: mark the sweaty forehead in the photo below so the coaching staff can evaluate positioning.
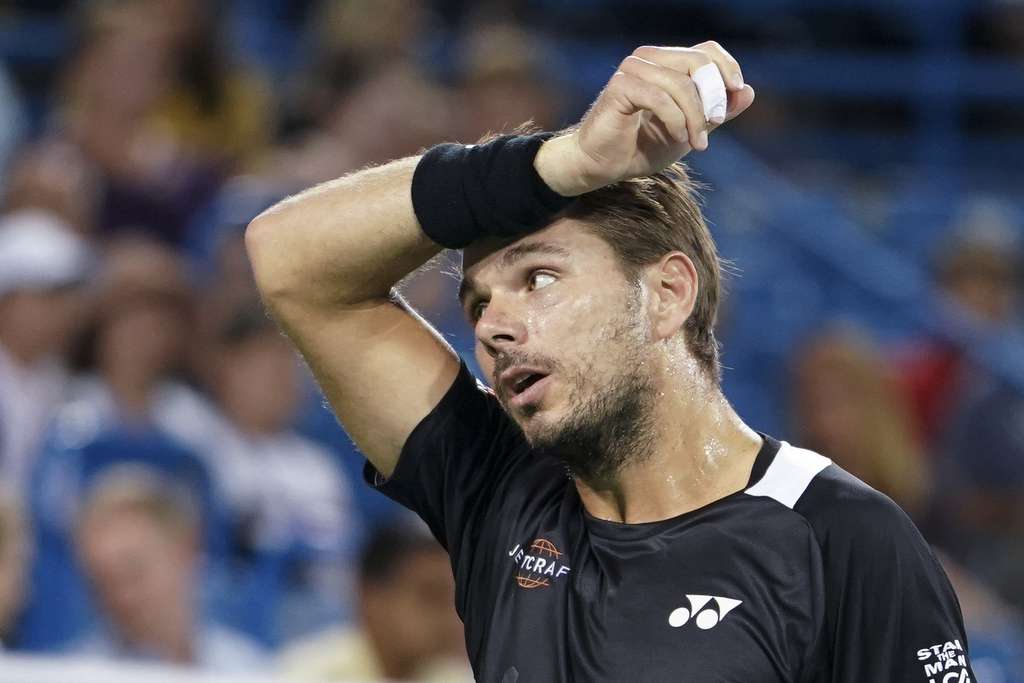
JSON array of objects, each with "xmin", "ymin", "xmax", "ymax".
[{"xmin": 461, "ymin": 217, "xmax": 603, "ymax": 276}]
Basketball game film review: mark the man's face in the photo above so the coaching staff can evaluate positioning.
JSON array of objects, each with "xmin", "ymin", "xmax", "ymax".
[
  {"xmin": 99, "ymin": 297, "xmax": 189, "ymax": 379},
  {"xmin": 364, "ymin": 547, "xmax": 465, "ymax": 669},
  {"xmin": 77, "ymin": 503, "xmax": 194, "ymax": 640},
  {"xmin": 462, "ymin": 219, "xmax": 658, "ymax": 479},
  {"xmin": 0, "ymin": 286, "xmax": 85, "ymax": 359},
  {"xmin": 216, "ymin": 331, "xmax": 300, "ymax": 434}
]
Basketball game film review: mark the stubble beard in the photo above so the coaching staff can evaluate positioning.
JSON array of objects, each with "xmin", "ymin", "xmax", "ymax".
[{"xmin": 493, "ymin": 311, "xmax": 659, "ymax": 485}]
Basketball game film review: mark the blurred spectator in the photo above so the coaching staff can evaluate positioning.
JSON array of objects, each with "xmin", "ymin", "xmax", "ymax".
[
  {"xmin": 139, "ymin": 0, "xmax": 273, "ymax": 172},
  {"xmin": 269, "ymin": 0, "xmax": 453, "ymax": 187},
  {"xmin": 932, "ymin": 371, "xmax": 1024, "ymax": 607},
  {"xmin": 315, "ymin": 0, "xmax": 435, "ymax": 71},
  {"xmin": 296, "ymin": 397, "xmax": 408, "ymax": 532},
  {"xmin": 270, "ymin": 60, "xmax": 455, "ymax": 188},
  {"xmin": 0, "ymin": 496, "xmax": 29, "ymax": 651},
  {"xmin": 940, "ymin": 552, "xmax": 1024, "ymax": 683},
  {"xmin": 164, "ymin": 304, "xmax": 357, "ymax": 646},
  {"xmin": 2, "ymin": 141, "xmax": 100, "ymax": 236},
  {"xmin": 24, "ymin": 428, "xmax": 228, "ymax": 652},
  {"xmin": 896, "ymin": 226, "xmax": 1021, "ymax": 450},
  {"xmin": 65, "ymin": 235, "xmax": 200, "ymax": 428},
  {"xmin": 278, "ymin": 520, "xmax": 471, "ymax": 682},
  {"xmin": 0, "ymin": 209, "xmax": 92, "ymax": 502},
  {"xmin": 453, "ymin": 19, "xmax": 564, "ymax": 140},
  {"xmin": 941, "ymin": 376, "xmax": 1024, "ymax": 538},
  {"xmin": 789, "ymin": 324, "xmax": 932, "ymax": 518},
  {"xmin": 19, "ymin": 238, "xmax": 213, "ymax": 650},
  {"xmin": 69, "ymin": 462, "xmax": 264, "ymax": 672},
  {"xmin": 0, "ymin": 63, "xmax": 28, "ymax": 199},
  {"xmin": 935, "ymin": 224, "xmax": 1019, "ymax": 326},
  {"xmin": 52, "ymin": 0, "xmax": 270, "ymax": 247},
  {"xmin": 893, "ymin": 219, "xmax": 1024, "ymax": 605}
]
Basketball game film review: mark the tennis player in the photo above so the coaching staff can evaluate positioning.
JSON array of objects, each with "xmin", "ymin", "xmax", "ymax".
[{"xmin": 247, "ymin": 42, "xmax": 974, "ymax": 682}]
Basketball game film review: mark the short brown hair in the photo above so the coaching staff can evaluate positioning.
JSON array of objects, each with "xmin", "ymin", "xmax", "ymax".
[
  {"xmin": 79, "ymin": 465, "xmax": 200, "ymax": 539},
  {"xmin": 561, "ymin": 163, "xmax": 722, "ymax": 379}
]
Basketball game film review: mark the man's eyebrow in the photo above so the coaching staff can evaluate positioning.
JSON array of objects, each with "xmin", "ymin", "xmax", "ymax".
[
  {"xmin": 459, "ymin": 242, "xmax": 571, "ymax": 308},
  {"xmin": 497, "ymin": 242, "xmax": 571, "ymax": 270}
]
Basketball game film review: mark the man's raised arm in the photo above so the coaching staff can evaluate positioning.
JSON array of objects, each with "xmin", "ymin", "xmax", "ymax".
[
  {"xmin": 244, "ymin": 42, "xmax": 754, "ymax": 478},
  {"xmin": 245, "ymin": 157, "xmax": 454, "ymax": 477}
]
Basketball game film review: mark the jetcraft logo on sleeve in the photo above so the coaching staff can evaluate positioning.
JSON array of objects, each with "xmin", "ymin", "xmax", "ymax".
[
  {"xmin": 668, "ymin": 595, "xmax": 742, "ymax": 630},
  {"xmin": 508, "ymin": 538, "xmax": 571, "ymax": 588}
]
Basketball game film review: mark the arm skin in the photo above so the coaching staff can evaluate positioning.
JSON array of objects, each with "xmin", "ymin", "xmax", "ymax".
[
  {"xmin": 246, "ymin": 156, "xmax": 457, "ymax": 475},
  {"xmin": 245, "ymin": 42, "xmax": 755, "ymax": 477}
]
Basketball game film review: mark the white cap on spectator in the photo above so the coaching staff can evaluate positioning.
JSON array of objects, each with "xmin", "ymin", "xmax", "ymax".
[{"xmin": 0, "ymin": 209, "xmax": 93, "ymax": 297}]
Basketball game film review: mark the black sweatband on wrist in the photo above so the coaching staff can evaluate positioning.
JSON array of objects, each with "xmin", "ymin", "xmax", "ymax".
[{"xmin": 411, "ymin": 132, "xmax": 576, "ymax": 249}]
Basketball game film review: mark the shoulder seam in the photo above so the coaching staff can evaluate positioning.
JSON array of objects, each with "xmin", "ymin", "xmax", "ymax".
[{"xmin": 744, "ymin": 442, "xmax": 831, "ymax": 510}]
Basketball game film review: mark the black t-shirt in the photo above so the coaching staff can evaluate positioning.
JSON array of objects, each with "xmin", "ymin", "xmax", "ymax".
[{"xmin": 367, "ymin": 363, "xmax": 974, "ymax": 683}]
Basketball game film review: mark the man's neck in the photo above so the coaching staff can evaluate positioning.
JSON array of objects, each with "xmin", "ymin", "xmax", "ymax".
[{"xmin": 574, "ymin": 372, "xmax": 763, "ymax": 525}]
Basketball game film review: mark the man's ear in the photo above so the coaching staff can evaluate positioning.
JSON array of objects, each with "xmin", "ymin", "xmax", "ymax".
[{"xmin": 643, "ymin": 252, "xmax": 698, "ymax": 341}]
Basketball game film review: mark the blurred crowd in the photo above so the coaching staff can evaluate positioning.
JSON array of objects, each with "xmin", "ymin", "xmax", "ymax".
[
  {"xmin": 787, "ymin": 224, "xmax": 1024, "ymax": 682},
  {"xmin": 0, "ymin": 0, "xmax": 1023, "ymax": 681},
  {"xmin": 0, "ymin": 0, "xmax": 566, "ymax": 678}
]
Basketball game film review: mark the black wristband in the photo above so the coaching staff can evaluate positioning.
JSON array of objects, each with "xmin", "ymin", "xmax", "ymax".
[{"xmin": 411, "ymin": 133, "xmax": 576, "ymax": 249}]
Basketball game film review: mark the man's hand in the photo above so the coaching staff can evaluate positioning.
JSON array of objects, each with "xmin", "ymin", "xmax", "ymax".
[{"xmin": 535, "ymin": 42, "xmax": 755, "ymax": 197}]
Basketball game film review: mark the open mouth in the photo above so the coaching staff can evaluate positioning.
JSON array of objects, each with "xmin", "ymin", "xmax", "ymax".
[
  {"xmin": 500, "ymin": 368, "xmax": 550, "ymax": 401},
  {"xmin": 513, "ymin": 373, "xmax": 547, "ymax": 395}
]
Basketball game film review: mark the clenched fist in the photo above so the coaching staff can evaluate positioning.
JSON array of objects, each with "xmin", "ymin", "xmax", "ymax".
[{"xmin": 535, "ymin": 42, "xmax": 756, "ymax": 197}]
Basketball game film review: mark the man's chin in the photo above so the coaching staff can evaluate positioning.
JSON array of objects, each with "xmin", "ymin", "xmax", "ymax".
[{"xmin": 513, "ymin": 406, "xmax": 558, "ymax": 445}]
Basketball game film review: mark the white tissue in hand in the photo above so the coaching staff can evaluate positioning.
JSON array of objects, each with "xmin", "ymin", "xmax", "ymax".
[{"xmin": 691, "ymin": 63, "xmax": 728, "ymax": 123}]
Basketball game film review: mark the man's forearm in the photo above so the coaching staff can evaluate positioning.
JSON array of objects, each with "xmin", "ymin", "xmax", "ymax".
[{"xmin": 246, "ymin": 156, "xmax": 442, "ymax": 314}]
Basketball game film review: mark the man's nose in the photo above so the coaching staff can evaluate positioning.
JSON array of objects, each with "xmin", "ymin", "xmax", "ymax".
[{"xmin": 475, "ymin": 298, "xmax": 526, "ymax": 359}]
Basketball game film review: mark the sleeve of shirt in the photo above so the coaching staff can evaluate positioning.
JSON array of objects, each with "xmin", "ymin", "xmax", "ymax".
[
  {"xmin": 363, "ymin": 361, "xmax": 535, "ymax": 564},
  {"xmin": 796, "ymin": 467, "xmax": 975, "ymax": 683}
]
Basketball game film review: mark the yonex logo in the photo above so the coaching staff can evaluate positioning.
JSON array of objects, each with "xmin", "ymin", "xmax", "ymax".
[{"xmin": 668, "ymin": 595, "xmax": 742, "ymax": 630}]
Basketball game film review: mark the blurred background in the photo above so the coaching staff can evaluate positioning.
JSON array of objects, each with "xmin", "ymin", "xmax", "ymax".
[{"xmin": 0, "ymin": 0, "xmax": 1023, "ymax": 681}]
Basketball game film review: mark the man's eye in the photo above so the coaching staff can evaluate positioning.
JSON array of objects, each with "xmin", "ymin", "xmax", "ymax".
[
  {"xmin": 471, "ymin": 302, "xmax": 487, "ymax": 321},
  {"xmin": 528, "ymin": 272, "xmax": 556, "ymax": 290}
]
